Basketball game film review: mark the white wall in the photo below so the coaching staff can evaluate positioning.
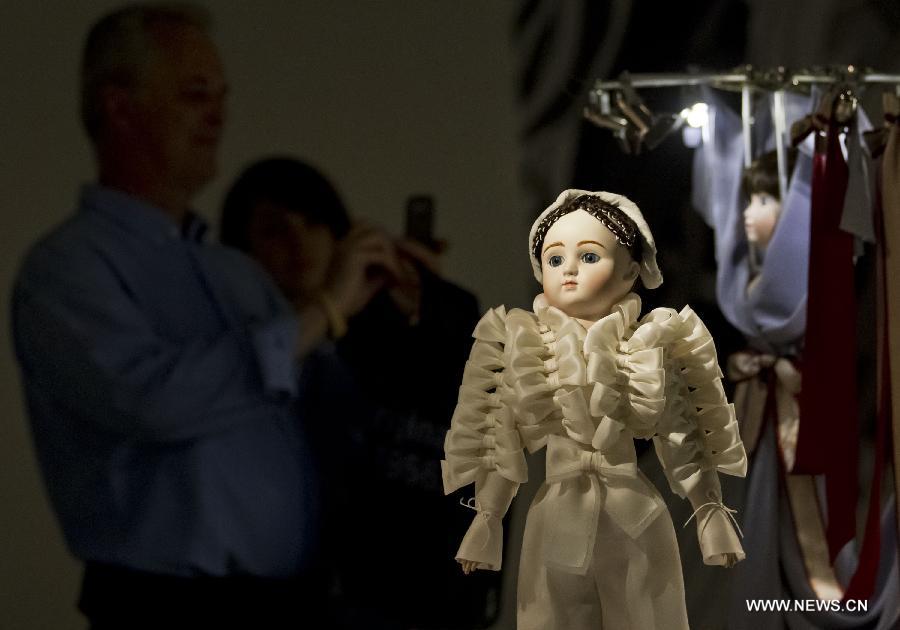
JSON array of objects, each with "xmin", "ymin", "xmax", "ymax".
[{"xmin": 0, "ymin": 2, "xmax": 527, "ymax": 627}]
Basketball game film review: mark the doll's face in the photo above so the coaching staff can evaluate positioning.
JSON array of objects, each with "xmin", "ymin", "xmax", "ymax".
[
  {"xmin": 540, "ymin": 210, "xmax": 639, "ymax": 322},
  {"xmin": 743, "ymin": 193, "xmax": 781, "ymax": 249}
]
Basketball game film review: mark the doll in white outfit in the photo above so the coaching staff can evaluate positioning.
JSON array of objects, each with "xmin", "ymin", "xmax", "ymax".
[{"xmin": 441, "ymin": 190, "xmax": 747, "ymax": 629}]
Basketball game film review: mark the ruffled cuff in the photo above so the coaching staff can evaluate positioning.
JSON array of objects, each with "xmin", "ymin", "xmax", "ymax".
[
  {"xmin": 695, "ymin": 507, "xmax": 745, "ymax": 566},
  {"xmin": 687, "ymin": 474, "xmax": 745, "ymax": 566},
  {"xmin": 456, "ymin": 511, "xmax": 503, "ymax": 571}
]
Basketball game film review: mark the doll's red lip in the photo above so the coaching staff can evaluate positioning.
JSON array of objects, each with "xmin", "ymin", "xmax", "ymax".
[{"xmin": 562, "ymin": 281, "xmax": 578, "ymax": 287}]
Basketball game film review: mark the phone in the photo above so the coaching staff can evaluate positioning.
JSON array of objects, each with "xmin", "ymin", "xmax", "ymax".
[{"xmin": 405, "ymin": 195, "xmax": 435, "ymax": 246}]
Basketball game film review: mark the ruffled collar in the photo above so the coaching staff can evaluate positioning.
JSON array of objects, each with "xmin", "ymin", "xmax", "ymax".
[{"xmin": 532, "ymin": 292, "xmax": 642, "ymax": 344}]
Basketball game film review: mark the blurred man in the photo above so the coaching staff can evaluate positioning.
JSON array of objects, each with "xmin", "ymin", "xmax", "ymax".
[{"xmin": 12, "ymin": 4, "xmax": 393, "ymax": 627}]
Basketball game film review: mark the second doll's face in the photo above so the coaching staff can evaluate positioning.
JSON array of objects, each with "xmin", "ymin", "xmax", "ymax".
[
  {"xmin": 744, "ymin": 193, "xmax": 781, "ymax": 249},
  {"xmin": 540, "ymin": 209, "xmax": 639, "ymax": 323}
]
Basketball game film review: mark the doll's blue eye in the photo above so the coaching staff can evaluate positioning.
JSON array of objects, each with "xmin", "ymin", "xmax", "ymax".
[
  {"xmin": 581, "ymin": 252, "xmax": 600, "ymax": 264},
  {"xmin": 548, "ymin": 255, "xmax": 563, "ymax": 267}
]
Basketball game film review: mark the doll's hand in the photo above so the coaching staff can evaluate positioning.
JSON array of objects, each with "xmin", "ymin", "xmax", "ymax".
[
  {"xmin": 459, "ymin": 559, "xmax": 480, "ymax": 575},
  {"xmin": 722, "ymin": 552, "xmax": 740, "ymax": 569}
]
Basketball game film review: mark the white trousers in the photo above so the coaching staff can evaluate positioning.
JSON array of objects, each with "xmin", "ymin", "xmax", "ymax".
[{"xmin": 517, "ymin": 481, "xmax": 690, "ymax": 630}]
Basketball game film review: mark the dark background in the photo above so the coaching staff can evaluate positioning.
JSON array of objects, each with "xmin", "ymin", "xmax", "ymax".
[{"xmin": 2, "ymin": 1, "xmax": 898, "ymax": 627}]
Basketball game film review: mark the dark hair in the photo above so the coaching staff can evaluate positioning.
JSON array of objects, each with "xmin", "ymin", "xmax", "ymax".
[
  {"xmin": 531, "ymin": 194, "xmax": 642, "ymax": 263},
  {"xmin": 741, "ymin": 148, "xmax": 798, "ymax": 200},
  {"xmin": 221, "ymin": 157, "xmax": 351, "ymax": 252}
]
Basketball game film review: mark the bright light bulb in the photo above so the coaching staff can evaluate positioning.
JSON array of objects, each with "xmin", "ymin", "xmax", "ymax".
[{"xmin": 681, "ymin": 102, "xmax": 709, "ymax": 128}]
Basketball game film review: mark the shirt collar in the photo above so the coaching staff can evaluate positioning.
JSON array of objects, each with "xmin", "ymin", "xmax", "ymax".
[{"xmin": 79, "ymin": 184, "xmax": 209, "ymax": 245}]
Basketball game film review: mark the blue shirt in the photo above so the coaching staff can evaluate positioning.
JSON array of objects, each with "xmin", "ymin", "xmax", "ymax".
[{"xmin": 12, "ymin": 185, "xmax": 318, "ymax": 578}]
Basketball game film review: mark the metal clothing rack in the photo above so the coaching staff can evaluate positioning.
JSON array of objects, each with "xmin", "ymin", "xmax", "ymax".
[
  {"xmin": 589, "ymin": 67, "xmax": 900, "ymax": 92},
  {"xmin": 584, "ymin": 65, "xmax": 900, "ymax": 202},
  {"xmin": 584, "ymin": 66, "xmax": 900, "ymax": 274}
]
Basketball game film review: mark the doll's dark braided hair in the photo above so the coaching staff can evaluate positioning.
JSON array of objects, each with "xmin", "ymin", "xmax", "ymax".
[{"xmin": 531, "ymin": 194, "xmax": 643, "ymax": 264}]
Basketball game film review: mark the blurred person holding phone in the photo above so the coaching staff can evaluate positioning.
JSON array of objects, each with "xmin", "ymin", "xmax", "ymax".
[{"xmin": 221, "ymin": 157, "xmax": 499, "ymax": 629}]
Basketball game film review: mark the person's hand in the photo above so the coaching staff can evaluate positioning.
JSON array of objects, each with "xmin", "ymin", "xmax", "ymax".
[
  {"xmin": 386, "ymin": 255, "xmax": 422, "ymax": 323},
  {"xmin": 324, "ymin": 224, "xmax": 400, "ymax": 319},
  {"xmin": 385, "ymin": 237, "xmax": 450, "ymax": 323},
  {"xmin": 394, "ymin": 237, "xmax": 443, "ymax": 276},
  {"xmin": 459, "ymin": 559, "xmax": 479, "ymax": 575}
]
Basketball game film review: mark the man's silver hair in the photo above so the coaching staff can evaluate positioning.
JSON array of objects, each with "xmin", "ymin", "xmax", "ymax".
[{"xmin": 80, "ymin": 2, "xmax": 211, "ymax": 140}]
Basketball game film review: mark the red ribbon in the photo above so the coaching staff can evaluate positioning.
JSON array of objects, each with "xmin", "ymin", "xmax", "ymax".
[
  {"xmin": 793, "ymin": 121, "xmax": 859, "ymax": 563},
  {"xmin": 843, "ymin": 144, "xmax": 891, "ymax": 601}
]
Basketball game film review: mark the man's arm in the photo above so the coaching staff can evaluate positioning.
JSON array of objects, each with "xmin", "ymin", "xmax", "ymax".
[{"xmin": 13, "ymin": 245, "xmax": 299, "ymax": 443}]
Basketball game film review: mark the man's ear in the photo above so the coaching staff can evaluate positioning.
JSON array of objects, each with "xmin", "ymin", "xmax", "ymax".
[{"xmin": 101, "ymin": 85, "xmax": 138, "ymax": 135}]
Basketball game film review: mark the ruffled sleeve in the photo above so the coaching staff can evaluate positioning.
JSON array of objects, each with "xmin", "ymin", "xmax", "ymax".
[
  {"xmin": 638, "ymin": 306, "xmax": 748, "ymax": 566},
  {"xmin": 505, "ymin": 308, "xmax": 586, "ymax": 452},
  {"xmin": 585, "ymin": 298, "xmax": 667, "ymax": 442},
  {"xmin": 441, "ymin": 306, "xmax": 526, "ymax": 571}
]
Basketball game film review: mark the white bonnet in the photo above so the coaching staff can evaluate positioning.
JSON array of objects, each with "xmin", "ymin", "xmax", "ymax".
[{"xmin": 528, "ymin": 189, "xmax": 662, "ymax": 289}]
